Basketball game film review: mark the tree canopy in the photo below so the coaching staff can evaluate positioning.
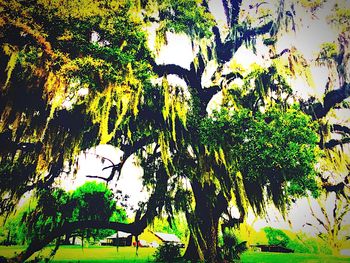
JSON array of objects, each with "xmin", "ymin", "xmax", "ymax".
[{"xmin": 0, "ymin": 0, "xmax": 349, "ymax": 262}]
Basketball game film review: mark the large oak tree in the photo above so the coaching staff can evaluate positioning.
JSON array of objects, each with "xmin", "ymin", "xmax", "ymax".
[{"xmin": 0, "ymin": 0, "xmax": 349, "ymax": 262}]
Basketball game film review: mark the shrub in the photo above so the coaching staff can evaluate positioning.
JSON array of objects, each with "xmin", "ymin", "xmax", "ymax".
[
  {"xmin": 288, "ymin": 236, "xmax": 332, "ymax": 255},
  {"xmin": 153, "ymin": 242, "xmax": 181, "ymax": 262},
  {"xmin": 219, "ymin": 229, "xmax": 247, "ymax": 261},
  {"xmin": 263, "ymin": 227, "xmax": 290, "ymax": 247}
]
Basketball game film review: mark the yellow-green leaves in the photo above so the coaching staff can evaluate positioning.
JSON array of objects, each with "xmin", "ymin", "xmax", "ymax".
[
  {"xmin": 158, "ymin": 131, "xmax": 172, "ymax": 173},
  {"xmin": 161, "ymin": 77, "xmax": 188, "ymax": 142},
  {"xmin": 88, "ymin": 79, "xmax": 142, "ymax": 144},
  {"xmin": 3, "ymin": 44, "xmax": 18, "ymax": 89},
  {"xmin": 44, "ymin": 72, "xmax": 66, "ymax": 120},
  {"xmin": 288, "ymin": 47, "xmax": 315, "ymax": 88}
]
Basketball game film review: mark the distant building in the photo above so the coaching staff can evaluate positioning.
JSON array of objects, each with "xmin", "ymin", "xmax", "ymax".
[
  {"xmin": 132, "ymin": 230, "xmax": 183, "ymax": 248},
  {"xmin": 251, "ymin": 244, "xmax": 294, "ymax": 253},
  {"xmin": 153, "ymin": 232, "xmax": 182, "ymax": 244},
  {"xmin": 99, "ymin": 229, "xmax": 183, "ymax": 248},
  {"xmin": 100, "ymin": 231, "xmax": 132, "ymax": 246}
]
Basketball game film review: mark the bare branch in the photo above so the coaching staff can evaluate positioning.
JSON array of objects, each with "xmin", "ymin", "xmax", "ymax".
[
  {"xmin": 307, "ymin": 197, "xmax": 328, "ymax": 232},
  {"xmin": 86, "ymin": 136, "xmax": 152, "ymax": 182},
  {"xmin": 270, "ymin": 48, "xmax": 290, "ymax": 59}
]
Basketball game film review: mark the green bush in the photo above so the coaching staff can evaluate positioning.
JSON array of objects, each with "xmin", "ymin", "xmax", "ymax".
[
  {"xmin": 263, "ymin": 227, "xmax": 290, "ymax": 247},
  {"xmin": 219, "ymin": 229, "xmax": 247, "ymax": 261},
  {"xmin": 287, "ymin": 236, "xmax": 332, "ymax": 255},
  {"xmin": 153, "ymin": 242, "xmax": 181, "ymax": 262}
]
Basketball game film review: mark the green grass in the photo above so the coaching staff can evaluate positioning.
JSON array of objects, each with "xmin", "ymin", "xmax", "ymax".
[
  {"xmin": 1, "ymin": 246, "xmax": 350, "ymax": 262},
  {"xmin": 50, "ymin": 246, "xmax": 156, "ymax": 262},
  {"xmin": 241, "ymin": 251, "xmax": 350, "ymax": 263},
  {"xmin": 0, "ymin": 245, "xmax": 156, "ymax": 262}
]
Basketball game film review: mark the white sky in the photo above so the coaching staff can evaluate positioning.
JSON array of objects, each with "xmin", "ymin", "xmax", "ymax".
[{"xmin": 55, "ymin": 0, "xmax": 350, "ymax": 237}]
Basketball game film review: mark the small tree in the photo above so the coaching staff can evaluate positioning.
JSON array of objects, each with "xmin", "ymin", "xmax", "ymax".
[
  {"xmin": 22, "ymin": 182, "xmax": 125, "ymax": 257},
  {"xmin": 263, "ymin": 227, "xmax": 290, "ymax": 248}
]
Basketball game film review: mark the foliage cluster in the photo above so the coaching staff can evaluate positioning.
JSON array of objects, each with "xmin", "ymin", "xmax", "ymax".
[
  {"xmin": 263, "ymin": 227, "xmax": 333, "ymax": 255},
  {"xmin": 11, "ymin": 182, "xmax": 126, "ymax": 246},
  {"xmin": 153, "ymin": 242, "xmax": 182, "ymax": 263},
  {"xmin": 0, "ymin": 0, "xmax": 153, "ymax": 214},
  {"xmin": 199, "ymin": 105, "xmax": 320, "ymax": 214},
  {"xmin": 218, "ymin": 228, "xmax": 247, "ymax": 261},
  {"xmin": 263, "ymin": 227, "xmax": 290, "ymax": 247}
]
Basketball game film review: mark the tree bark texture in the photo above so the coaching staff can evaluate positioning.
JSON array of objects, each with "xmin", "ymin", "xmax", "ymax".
[{"xmin": 184, "ymin": 179, "xmax": 224, "ymax": 263}]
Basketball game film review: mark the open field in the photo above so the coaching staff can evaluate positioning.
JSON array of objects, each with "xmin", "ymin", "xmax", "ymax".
[
  {"xmin": 0, "ymin": 246, "xmax": 156, "ymax": 262},
  {"xmin": 1, "ymin": 246, "xmax": 350, "ymax": 262},
  {"xmin": 241, "ymin": 251, "xmax": 350, "ymax": 263}
]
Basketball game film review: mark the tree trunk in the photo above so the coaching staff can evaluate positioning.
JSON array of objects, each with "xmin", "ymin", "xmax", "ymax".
[
  {"xmin": 63, "ymin": 233, "xmax": 71, "ymax": 245},
  {"xmin": 6, "ymin": 229, "xmax": 11, "ymax": 246},
  {"xmin": 184, "ymin": 179, "xmax": 223, "ymax": 263}
]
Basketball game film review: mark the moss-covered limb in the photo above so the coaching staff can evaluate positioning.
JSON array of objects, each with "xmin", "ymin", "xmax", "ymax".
[
  {"xmin": 214, "ymin": 20, "xmax": 274, "ymax": 64},
  {"xmin": 151, "ymin": 61, "xmax": 190, "ymax": 82},
  {"xmin": 221, "ymin": 0, "xmax": 243, "ymax": 28},
  {"xmin": 324, "ymin": 137, "xmax": 350, "ymax": 149},
  {"xmin": 6, "ymin": 165, "xmax": 169, "ymax": 263},
  {"xmin": 302, "ymin": 82, "xmax": 350, "ymax": 120},
  {"xmin": 1, "ymin": 16, "xmax": 56, "ymax": 60}
]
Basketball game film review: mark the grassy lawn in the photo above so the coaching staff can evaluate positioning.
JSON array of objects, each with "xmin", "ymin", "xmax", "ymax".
[
  {"xmin": 1, "ymin": 246, "xmax": 350, "ymax": 262},
  {"xmin": 241, "ymin": 251, "xmax": 350, "ymax": 263},
  {"xmin": 0, "ymin": 246, "xmax": 156, "ymax": 262},
  {"xmin": 50, "ymin": 246, "xmax": 156, "ymax": 263}
]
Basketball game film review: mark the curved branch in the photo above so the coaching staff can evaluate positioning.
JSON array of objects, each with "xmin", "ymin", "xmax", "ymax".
[
  {"xmin": 3, "ymin": 17, "xmax": 68, "ymax": 64},
  {"xmin": 324, "ymin": 137, "xmax": 350, "ymax": 149},
  {"xmin": 151, "ymin": 60, "xmax": 190, "ymax": 82},
  {"xmin": 270, "ymin": 48, "xmax": 290, "ymax": 59},
  {"xmin": 86, "ymin": 136, "xmax": 153, "ymax": 182},
  {"xmin": 305, "ymin": 82, "xmax": 350, "ymax": 119},
  {"xmin": 8, "ymin": 163, "xmax": 168, "ymax": 263},
  {"xmin": 9, "ymin": 220, "xmax": 141, "ymax": 263}
]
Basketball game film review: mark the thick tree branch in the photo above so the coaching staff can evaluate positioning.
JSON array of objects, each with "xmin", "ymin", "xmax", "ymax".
[
  {"xmin": 9, "ymin": 220, "xmax": 140, "ymax": 263},
  {"xmin": 151, "ymin": 60, "xmax": 190, "ymax": 83},
  {"xmin": 304, "ymin": 82, "xmax": 350, "ymax": 119},
  {"xmin": 8, "ymin": 163, "xmax": 168, "ymax": 263},
  {"xmin": 216, "ymin": 21, "xmax": 274, "ymax": 63},
  {"xmin": 221, "ymin": 0, "xmax": 243, "ymax": 28},
  {"xmin": 332, "ymin": 124, "xmax": 350, "ymax": 135},
  {"xmin": 324, "ymin": 137, "xmax": 350, "ymax": 149}
]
